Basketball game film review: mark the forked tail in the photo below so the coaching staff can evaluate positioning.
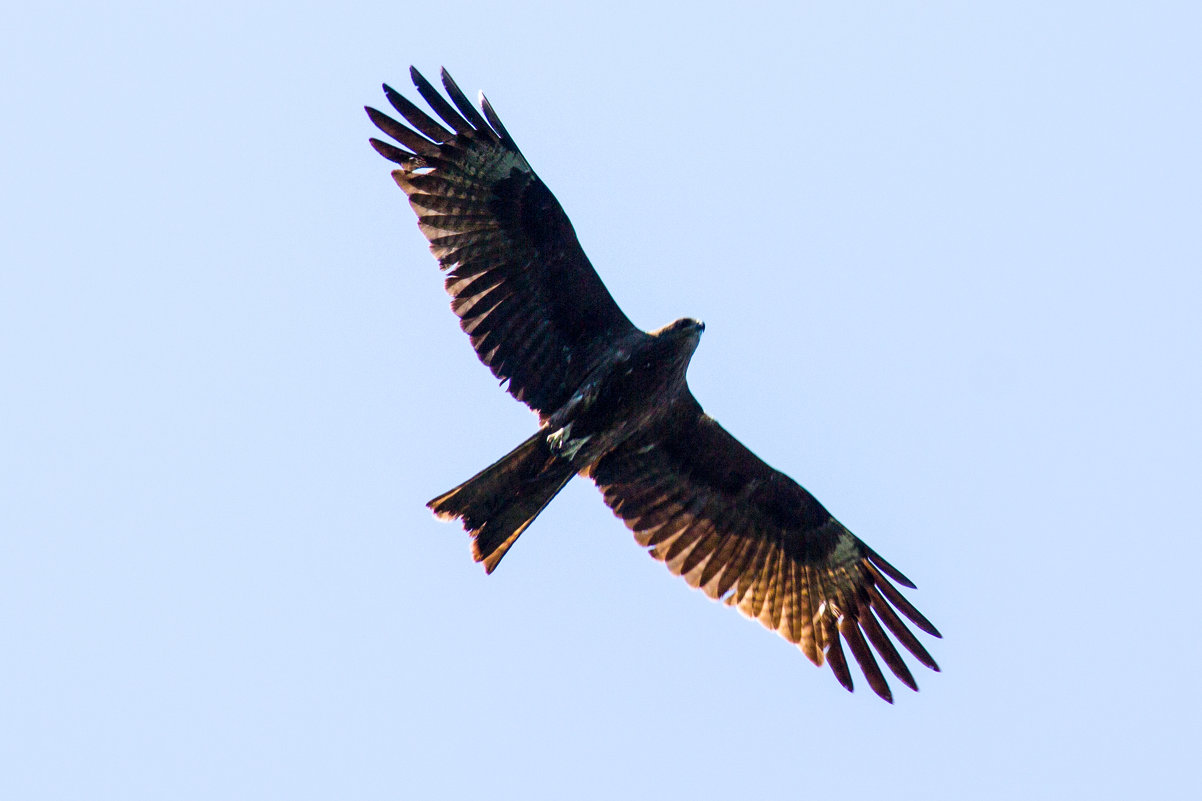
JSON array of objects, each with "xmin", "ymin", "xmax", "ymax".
[{"xmin": 428, "ymin": 431, "xmax": 576, "ymax": 572}]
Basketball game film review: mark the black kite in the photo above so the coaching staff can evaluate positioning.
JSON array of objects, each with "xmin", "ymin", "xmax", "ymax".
[{"xmin": 367, "ymin": 68, "xmax": 940, "ymax": 702}]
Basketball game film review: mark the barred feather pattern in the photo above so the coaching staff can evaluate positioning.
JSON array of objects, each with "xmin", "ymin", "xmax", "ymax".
[
  {"xmin": 367, "ymin": 67, "xmax": 641, "ymax": 418},
  {"xmin": 591, "ymin": 395, "xmax": 942, "ymax": 703}
]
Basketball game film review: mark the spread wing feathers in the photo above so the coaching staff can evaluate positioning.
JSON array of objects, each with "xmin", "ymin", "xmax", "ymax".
[
  {"xmin": 367, "ymin": 67, "xmax": 642, "ymax": 418},
  {"xmin": 590, "ymin": 395, "xmax": 941, "ymax": 702}
]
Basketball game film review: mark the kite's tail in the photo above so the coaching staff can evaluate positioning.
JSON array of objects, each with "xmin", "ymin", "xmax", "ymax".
[{"xmin": 428, "ymin": 431, "xmax": 576, "ymax": 573}]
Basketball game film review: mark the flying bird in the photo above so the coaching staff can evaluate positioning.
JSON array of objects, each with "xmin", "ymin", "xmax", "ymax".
[{"xmin": 367, "ymin": 68, "xmax": 940, "ymax": 702}]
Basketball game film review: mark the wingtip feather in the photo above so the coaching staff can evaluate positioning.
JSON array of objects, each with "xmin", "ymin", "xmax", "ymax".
[
  {"xmin": 478, "ymin": 92, "xmax": 514, "ymax": 144},
  {"xmin": 368, "ymin": 137, "xmax": 412, "ymax": 165},
  {"xmin": 866, "ymin": 547, "xmax": 917, "ymax": 589}
]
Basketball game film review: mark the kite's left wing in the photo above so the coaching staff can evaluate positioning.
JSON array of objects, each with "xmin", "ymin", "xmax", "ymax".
[
  {"xmin": 590, "ymin": 393, "xmax": 941, "ymax": 702},
  {"xmin": 366, "ymin": 68, "xmax": 643, "ymax": 419}
]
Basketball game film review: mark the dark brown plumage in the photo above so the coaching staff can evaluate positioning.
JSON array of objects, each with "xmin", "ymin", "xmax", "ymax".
[{"xmin": 367, "ymin": 67, "xmax": 941, "ymax": 702}]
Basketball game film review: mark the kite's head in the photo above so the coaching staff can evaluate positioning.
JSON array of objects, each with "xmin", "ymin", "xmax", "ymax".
[
  {"xmin": 658, "ymin": 317, "xmax": 705, "ymax": 339},
  {"xmin": 652, "ymin": 317, "xmax": 705, "ymax": 371}
]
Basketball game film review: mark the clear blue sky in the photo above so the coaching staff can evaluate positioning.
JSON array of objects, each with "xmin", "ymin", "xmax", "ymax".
[{"xmin": 3, "ymin": 2, "xmax": 1200, "ymax": 799}]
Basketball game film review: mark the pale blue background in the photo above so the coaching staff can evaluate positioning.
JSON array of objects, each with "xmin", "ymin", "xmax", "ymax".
[{"xmin": 3, "ymin": 2, "xmax": 1200, "ymax": 799}]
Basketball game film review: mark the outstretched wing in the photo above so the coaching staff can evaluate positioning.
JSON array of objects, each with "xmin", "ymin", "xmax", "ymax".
[
  {"xmin": 590, "ymin": 393, "xmax": 941, "ymax": 702},
  {"xmin": 367, "ymin": 67, "xmax": 642, "ymax": 418}
]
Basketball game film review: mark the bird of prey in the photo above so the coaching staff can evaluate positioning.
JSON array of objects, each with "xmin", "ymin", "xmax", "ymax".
[{"xmin": 367, "ymin": 67, "xmax": 940, "ymax": 702}]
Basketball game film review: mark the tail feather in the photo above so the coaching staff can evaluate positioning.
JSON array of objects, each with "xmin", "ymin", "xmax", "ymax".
[{"xmin": 428, "ymin": 431, "xmax": 575, "ymax": 572}]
